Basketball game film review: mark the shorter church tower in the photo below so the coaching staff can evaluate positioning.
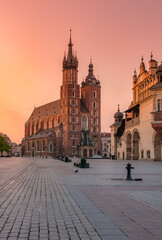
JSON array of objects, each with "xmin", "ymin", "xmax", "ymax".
[{"xmin": 81, "ymin": 60, "xmax": 101, "ymax": 155}]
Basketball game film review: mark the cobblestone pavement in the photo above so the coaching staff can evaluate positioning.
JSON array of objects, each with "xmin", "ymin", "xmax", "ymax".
[{"xmin": 0, "ymin": 157, "xmax": 162, "ymax": 240}]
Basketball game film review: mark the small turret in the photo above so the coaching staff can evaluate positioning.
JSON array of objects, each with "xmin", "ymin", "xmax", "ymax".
[
  {"xmin": 149, "ymin": 52, "xmax": 158, "ymax": 75},
  {"xmin": 82, "ymin": 59, "xmax": 100, "ymax": 86},
  {"xmin": 139, "ymin": 56, "xmax": 146, "ymax": 75},
  {"xmin": 133, "ymin": 69, "xmax": 137, "ymax": 86},
  {"xmin": 114, "ymin": 105, "xmax": 123, "ymax": 123}
]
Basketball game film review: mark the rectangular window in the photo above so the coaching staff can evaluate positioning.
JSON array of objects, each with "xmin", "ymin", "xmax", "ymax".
[{"xmin": 157, "ymin": 99, "xmax": 162, "ymax": 111}]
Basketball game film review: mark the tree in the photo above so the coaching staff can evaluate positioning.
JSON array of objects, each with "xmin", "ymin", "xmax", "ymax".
[{"xmin": 0, "ymin": 135, "xmax": 11, "ymax": 155}]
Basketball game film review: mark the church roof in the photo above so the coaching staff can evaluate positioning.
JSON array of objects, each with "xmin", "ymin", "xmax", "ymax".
[
  {"xmin": 27, "ymin": 99, "xmax": 60, "ymax": 123},
  {"xmin": 28, "ymin": 129, "xmax": 55, "ymax": 140},
  {"xmin": 101, "ymin": 133, "xmax": 111, "ymax": 137},
  {"xmin": 80, "ymin": 100, "xmax": 89, "ymax": 113}
]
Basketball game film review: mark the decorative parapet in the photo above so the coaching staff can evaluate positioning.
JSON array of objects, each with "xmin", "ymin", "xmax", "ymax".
[{"xmin": 125, "ymin": 117, "xmax": 140, "ymax": 128}]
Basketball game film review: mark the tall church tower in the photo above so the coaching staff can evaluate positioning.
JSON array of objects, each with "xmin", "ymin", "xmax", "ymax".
[
  {"xmin": 81, "ymin": 60, "xmax": 101, "ymax": 155},
  {"xmin": 60, "ymin": 30, "xmax": 81, "ymax": 156}
]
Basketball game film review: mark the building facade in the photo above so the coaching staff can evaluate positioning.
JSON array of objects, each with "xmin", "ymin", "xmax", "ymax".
[
  {"xmin": 111, "ymin": 54, "xmax": 162, "ymax": 161},
  {"xmin": 101, "ymin": 132, "xmax": 111, "ymax": 158},
  {"xmin": 22, "ymin": 32, "xmax": 101, "ymax": 158}
]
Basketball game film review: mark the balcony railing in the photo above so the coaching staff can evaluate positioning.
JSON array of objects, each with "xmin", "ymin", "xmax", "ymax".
[
  {"xmin": 151, "ymin": 111, "xmax": 162, "ymax": 123},
  {"xmin": 125, "ymin": 117, "xmax": 140, "ymax": 128}
]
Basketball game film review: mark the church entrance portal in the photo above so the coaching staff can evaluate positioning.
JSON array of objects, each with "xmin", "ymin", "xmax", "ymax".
[
  {"xmin": 126, "ymin": 133, "xmax": 131, "ymax": 160},
  {"xmin": 133, "ymin": 131, "xmax": 140, "ymax": 160},
  {"xmin": 154, "ymin": 133, "xmax": 161, "ymax": 161}
]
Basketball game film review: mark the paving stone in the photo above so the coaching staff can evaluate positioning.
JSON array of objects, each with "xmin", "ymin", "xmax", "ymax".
[{"xmin": 1, "ymin": 157, "xmax": 162, "ymax": 240}]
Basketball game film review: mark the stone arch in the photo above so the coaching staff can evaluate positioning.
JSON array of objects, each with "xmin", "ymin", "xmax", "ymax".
[
  {"xmin": 126, "ymin": 131, "xmax": 132, "ymax": 160},
  {"xmin": 81, "ymin": 115, "xmax": 88, "ymax": 130},
  {"xmin": 154, "ymin": 133, "xmax": 161, "ymax": 161},
  {"xmin": 132, "ymin": 129, "xmax": 140, "ymax": 160},
  {"xmin": 89, "ymin": 149, "xmax": 93, "ymax": 157},
  {"xmin": 83, "ymin": 149, "xmax": 87, "ymax": 158}
]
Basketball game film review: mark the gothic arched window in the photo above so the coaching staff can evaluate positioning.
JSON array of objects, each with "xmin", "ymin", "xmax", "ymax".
[
  {"xmin": 49, "ymin": 142, "xmax": 53, "ymax": 153},
  {"xmin": 81, "ymin": 115, "xmax": 88, "ymax": 130},
  {"xmin": 37, "ymin": 140, "xmax": 40, "ymax": 151},
  {"xmin": 42, "ymin": 140, "xmax": 45, "ymax": 151}
]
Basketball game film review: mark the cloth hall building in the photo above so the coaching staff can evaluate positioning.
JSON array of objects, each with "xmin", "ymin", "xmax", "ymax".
[
  {"xmin": 111, "ymin": 54, "xmax": 162, "ymax": 161},
  {"xmin": 22, "ymin": 33, "xmax": 101, "ymax": 158}
]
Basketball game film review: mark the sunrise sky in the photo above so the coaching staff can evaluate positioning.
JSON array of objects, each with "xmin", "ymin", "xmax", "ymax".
[{"xmin": 0, "ymin": 0, "xmax": 162, "ymax": 144}]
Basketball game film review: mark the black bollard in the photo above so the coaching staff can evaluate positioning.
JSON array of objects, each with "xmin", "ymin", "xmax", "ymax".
[{"xmin": 126, "ymin": 163, "xmax": 134, "ymax": 180}]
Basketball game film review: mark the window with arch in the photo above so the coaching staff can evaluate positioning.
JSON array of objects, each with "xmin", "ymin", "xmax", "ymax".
[
  {"xmin": 94, "ymin": 110, "xmax": 96, "ymax": 116},
  {"xmin": 42, "ymin": 140, "xmax": 45, "ymax": 152},
  {"xmin": 157, "ymin": 99, "xmax": 162, "ymax": 111},
  {"xmin": 72, "ymin": 117, "xmax": 75, "ymax": 123},
  {"xmin": 58, "ymin": 116, "xmax": 60, "ymax": 123},
  {"xmin": 160, "ymin": 76, "xmax": 162, "ymax": 83},
  {"xmin": 37, "ymin": 140, "xmax": 40, "ymax": 151},
  {"xmin": 73, "ymin": 83, "xmax": 75, "ymax": 88},
  {"xmin": 49, "ymin": 142, "xmax": 53, "ymax": 153},
  {"xmin": 73, "ymin": 91, "xmax": 75, "ymax": 97},
  {"xmin": 81, "ymin": 115, "xmax": 88, "ymax": 130},
  {"xmin": 72, "ymin": 99, "xmax": 75, "ymax": 106},
  {"xmin": 73, "ymin": 108, "xmax": 75, "ymax": 114},
  {"xmin": 93, "ymin": 91, "xmax": 96, "ymax": 98},
  {"xmin": 93, "ymin": 102, "xmax": 96, "ymax": 108},
  {"xmin": 72, "ymin": 71, "xmax": 75, "ymax": 81},
  {"xmin": 27, "ymin": 141, "xmax": 30, "ymax": 151}
]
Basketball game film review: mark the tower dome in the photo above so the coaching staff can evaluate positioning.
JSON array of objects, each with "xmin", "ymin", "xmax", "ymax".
[
  {"xmin": 84, "ymin": 59, "xmax": 100, "ymax": 86},
  {"xmin": 114, "ymin": 105, "xmax": 123, "ymax": 122}
]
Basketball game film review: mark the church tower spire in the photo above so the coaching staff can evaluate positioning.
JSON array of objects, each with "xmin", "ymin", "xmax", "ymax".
[
  {"xmin": 62, "ymin": 30, "xmax": 78, "ymax": 70},
  {"xmin": 60, "ymin": 31, "xmax": 80, "ymax": 156}
]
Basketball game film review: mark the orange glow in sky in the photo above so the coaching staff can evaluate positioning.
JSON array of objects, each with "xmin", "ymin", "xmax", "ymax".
[{"xmin": 0, "ymin": 0, "xmax": 162, "ymax": 143}]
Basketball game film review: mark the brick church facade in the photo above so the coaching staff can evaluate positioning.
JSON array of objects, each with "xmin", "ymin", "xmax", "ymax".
[{"xmin": 22, "ymin": 32, "xmax": 101, "ymax": 158}]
